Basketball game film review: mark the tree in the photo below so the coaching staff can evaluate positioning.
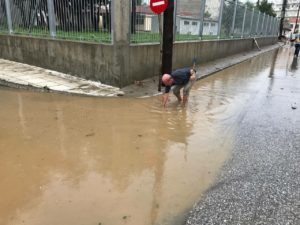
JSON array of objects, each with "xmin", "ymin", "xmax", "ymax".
[
  {"xmin": 256, "ymin": 0, "xmax": 260, "ymax": 7},
  {"xmin": 245, "ymin": 1, "xmax": 255, "ymax": 10},
  {"xmin": 257, "ymin": 0, "xmax": 276, "ymax": 17},
  {"xmin": 204, "ymin": 11, "xmax": 211, "ymax": 19}
]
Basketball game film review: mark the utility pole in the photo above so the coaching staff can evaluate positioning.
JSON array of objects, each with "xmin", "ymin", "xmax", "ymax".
[
  {"xmin": 295, "ymin": 1, "xmax": 300, "ymax": 33},
  {"xmin": 279, "ymin": 0, "xmax": 288, "ymax": 37},
  {"xmin": 131, "ymin": 0, "xmax": 136, "ymax": 34},
  {"xmin": 159, "ymin": 0, "xmax": 174, "ymax": 91}
]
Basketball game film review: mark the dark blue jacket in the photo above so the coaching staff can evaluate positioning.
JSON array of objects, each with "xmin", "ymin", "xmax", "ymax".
[{"xmin": 165, "ymin": 68, "xmax": 191, "ymax": 93}]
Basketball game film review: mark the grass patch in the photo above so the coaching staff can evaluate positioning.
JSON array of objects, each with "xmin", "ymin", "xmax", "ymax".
[{"xmin": 1, "ymin": 27, "xmax": 252, "ymax": 43}]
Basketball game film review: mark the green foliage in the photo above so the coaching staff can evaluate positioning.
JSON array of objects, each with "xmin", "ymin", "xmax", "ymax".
[
  {"xmin": 257, "ymin": 0, "xmax": 276, "ymax": 17},
  {"xmin": 244, "ymin": 1, "xmax": 255, "ymax": 10},
  {"xmin": 204, "ymin": 11, "xmax": 211, "ymax": 19},
  {"xmin": 136, "ymin": 0, "xmax": 143, "ymax": 5}
]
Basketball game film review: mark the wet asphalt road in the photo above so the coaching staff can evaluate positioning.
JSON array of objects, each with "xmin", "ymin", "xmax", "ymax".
[{"xmin": 186, "ymin": 46, "xmax": 300, "ymax": 225}]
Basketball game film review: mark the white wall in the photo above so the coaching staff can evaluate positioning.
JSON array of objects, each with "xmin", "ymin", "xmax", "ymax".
[
  {"xmin": 177, "ymin": 18, "xmax": 218, "ymax": 36},
  {"xmin": 203, "ymin": 22, "xmax": 218, "ymax": 35},
  {"xmin": 179, "ymin": 19, "xmax": 200, "ymax": 35}
]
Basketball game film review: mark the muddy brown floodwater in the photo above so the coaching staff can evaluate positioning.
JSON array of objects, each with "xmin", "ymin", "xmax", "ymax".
[{"xmin": 0, "ymin": 49, "xmax": 281, "ymax": 225}]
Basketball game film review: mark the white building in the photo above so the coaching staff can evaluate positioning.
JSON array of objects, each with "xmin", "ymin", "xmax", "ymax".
[
  {"xmin": 272, "ymin": 0, "xmax": 300, "ymax": 33},
  {"xmin": 176, "ymin": 16, "xmax": 218, "ymax": 36},
  {"xmin": 136, "ymin": 5, "xmax": 219, "ymax": 36},
  {"xmin": 176, "ymin": 16, "xmax": 200, "ymax": 35},
  {"xmin": 273, "ymin": 0, "xmax": 300, "ymax": 17}
]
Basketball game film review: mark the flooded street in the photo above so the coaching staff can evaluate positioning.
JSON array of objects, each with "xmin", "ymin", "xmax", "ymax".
[{"xmin": 0, "ymin": 46, "xmax": 297, "ymax": 225}]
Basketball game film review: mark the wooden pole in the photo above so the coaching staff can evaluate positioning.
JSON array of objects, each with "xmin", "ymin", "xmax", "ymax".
[
  {"xmin": 161, "ymin": 0, "xmax": 174, "ymax": 79},
  {"xmin": 158, "ymin": 14, "xmax": 163, "ymax": 92}
]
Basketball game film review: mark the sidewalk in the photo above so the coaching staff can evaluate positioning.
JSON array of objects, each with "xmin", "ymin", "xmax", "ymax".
[
  {"xmin": 121, "ymin": 42, "xmax": 283, "ymax": 98},
  {"xmin": 0, "ymin": 60, "xmax": 124, "ymax": 97},
  {"xmin": 0, "ymin": 42, "xmax": 283, "ymax": 97}
]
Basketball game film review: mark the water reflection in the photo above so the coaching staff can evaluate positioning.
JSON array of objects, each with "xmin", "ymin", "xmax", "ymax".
[
  {"xmin": 269, "ymin": 48, "xmax": 279, "ymax": 78},
  {"xmin": 0, "ymin": 48, "xmax": 288, "ymax": 225},
  {"xmin": 0, "ymin": 92, "xmax": 226, "ymax": 225},
  {"xmin": 290, "ymin": 57, "xmax": 298, "ymax": 71}
]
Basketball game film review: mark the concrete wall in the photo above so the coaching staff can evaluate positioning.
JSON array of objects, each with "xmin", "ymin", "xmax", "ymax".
[
  {"xmin": 0, "ymin": 35, "xmax": 120, "ymax": 85},
  {"xmin": 173, "ymin": 37, "xmax": 277, "ymax": 67},
  {"xmin": 0, "ymin": 34, "xmax": 277, "ymax": 87},
  {"xmin": 129, "ymin": 37, "xmax": 278, "ymax": 84}
]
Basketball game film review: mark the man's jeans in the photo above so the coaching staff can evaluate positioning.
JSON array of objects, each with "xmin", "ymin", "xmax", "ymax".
[
  {"xmin": 172, "ymin": 80, "xmax": 195, "ymax": 98},
  {"xmin": 295, "ymin": 44, "xmax": 300, "ymax": 57}
]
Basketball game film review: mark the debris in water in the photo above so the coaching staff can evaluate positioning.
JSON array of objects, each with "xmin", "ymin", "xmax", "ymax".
[{"xmin": 86, "ymin": 133, "xmax": 95, "ymax": 137}]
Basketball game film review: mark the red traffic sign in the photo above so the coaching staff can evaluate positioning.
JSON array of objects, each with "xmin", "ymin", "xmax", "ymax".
[{"xmin": 150, "ymin": 0, "xmax": 168, "ymax": 14}]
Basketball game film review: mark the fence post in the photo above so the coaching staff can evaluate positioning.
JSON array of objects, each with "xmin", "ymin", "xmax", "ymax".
[
  {"xmin": 261, "ymin": 13, "xmax": 265, "ymax": 36},
  {"xmin": 173, "ymin": 0, "xmax": 178, "ymax": 41},
  {"xmin": 249, "ymin": 8, "xmax": 255, "ymax": 37},
  {"xmin": 4, "ymin": 0, "xmax": 13, "ymax": 34},
  {"xmin": 270, "ymin": 16, "xmax": 273, "ymax": 36},
  {"xmin": 255, "ymin": 11, "xmax": 260, "ymax": 36},
  {"xmin": 217, "ymin": 0, "xmax": 225, "ymax": 39},
  {"xmin": 231, "ymin": 0, "xmax": 238, "ymax": 38},
  {"xmin": 272, "ymin": 18, "xmax": 276, "ymax": 36},
  {"xmin": 274, "ymin": 19, "xmax": 277, "ymax": 36},
  {"xmin": 274, "ymin": 18, "xmax": 278, "ymax": 36},
  {"xmin": 271, "ymin": 17, "xmax": 275, "ymax": 36},
  {"xmin": 265, "ymin": 15, "xmax": 269, "ymax": 36},
  {"xmin": 111, "ymin": 0, "xmax": 130, "ymax": 87},
  {"xmin": 241, "ymin": 5, "xmax": 247, "ymax": 38},
  {"xmin": 269, "ymin": 16, "xmax": 273, "ymax": 36},
  {"xmin": 47, "ymin": 0, "xmax": 56, "ymax": 38},
  {"xmin": 276, "ymin": 19, "xmax": 280, "ymax": 36},
  {"xmin": 198, "ymin": 0, "xmax": 206, "ymax": 39}
]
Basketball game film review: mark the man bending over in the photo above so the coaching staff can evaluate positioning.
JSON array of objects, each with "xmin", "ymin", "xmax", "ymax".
[{"xmin": 161, "ymin": 68, "xmax": 197, "ymax": 107}]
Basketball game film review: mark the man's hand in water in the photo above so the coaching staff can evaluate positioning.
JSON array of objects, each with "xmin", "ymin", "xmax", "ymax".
[{"xmin": 162, "ymin": 93, "xmax": 169, "ymax": 107}]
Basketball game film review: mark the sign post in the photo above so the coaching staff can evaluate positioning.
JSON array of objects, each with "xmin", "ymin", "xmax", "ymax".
[
  {"xmin": 161, "ymin": 0, "xmax": 174, "ymax": 82},
  {"xmin": 150, "ymin": 0, "xmax": 169, "ymax": 91}
]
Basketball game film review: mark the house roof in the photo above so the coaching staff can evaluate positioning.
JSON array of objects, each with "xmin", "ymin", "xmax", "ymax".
[
  {"xmin": 135, "ymin": 5, "xmax": 153, "ymax": 14},
  {"xmin": 287, "ymin": 17, "xmax": 300, "ymax": 23},
  {"xmin": 177, "ymin": 15, "xmax": 218, "ymax": 22}
]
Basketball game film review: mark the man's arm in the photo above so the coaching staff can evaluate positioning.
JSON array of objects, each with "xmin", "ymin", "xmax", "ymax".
[
  {"xmin": 161, "ymin": 85, "xmax": 171, "ymax": 107},
  {"xmin": 162, "ymin": 92, "xmax": 170, "ymax": 107}
]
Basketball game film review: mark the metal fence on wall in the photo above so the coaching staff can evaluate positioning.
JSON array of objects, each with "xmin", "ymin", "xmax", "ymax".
[
  {"xmin": 1, "ymin": 0, "xmax": 279, "ymax": 44},
  {"xmin": 130, "ymin": 0, "xmax": 280, "ymax": 43},
  {"xmin": 0, "ymin": 0, "xmax": 112, "ymax": 43},
  {"xmin": 0, "ymin": 0, "xmax": 8, "ymax": 33}
]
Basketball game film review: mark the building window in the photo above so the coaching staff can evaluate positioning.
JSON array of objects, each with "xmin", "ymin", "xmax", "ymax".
[
  {"xmin": 211, "ymin": 23, "xmax": 216, "ymax": 27},
  {"xmin": 136, "ymin": 14, "xmax": 145, "ymax": 25},
  {"xmin": 204, "ymin": 22, "xmax": 209, "ymax": 26},
  {"xmin": 184, "ymin": 21, "xmax": 189, "ymax": 25},
  {"xmin": 192, "ymin": 21, "xmax": 197, "ymax": 26}
]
